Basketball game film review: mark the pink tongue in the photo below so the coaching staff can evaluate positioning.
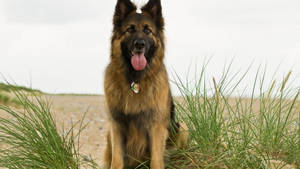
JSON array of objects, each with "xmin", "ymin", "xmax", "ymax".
[{"xmin": 131, "ymin": 53, "xmax": 147, "ymax": 71}]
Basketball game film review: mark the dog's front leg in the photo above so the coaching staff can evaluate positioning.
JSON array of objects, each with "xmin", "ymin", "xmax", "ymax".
[
  {"xmin": 110, "ymin": 122, "xmax": 124, "ymax": 169},
  {"xmin": 149, "ymin": 123, "xmax": 168, "ymax": 169}
]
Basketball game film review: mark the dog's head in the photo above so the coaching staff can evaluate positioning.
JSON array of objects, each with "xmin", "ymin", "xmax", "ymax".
[{"xmin": 111, "ymin": 0, "xmax": 165, "ymax": 76}]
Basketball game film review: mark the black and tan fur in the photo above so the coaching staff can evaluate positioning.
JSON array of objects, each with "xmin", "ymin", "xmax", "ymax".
[{"xmin": 103, "ymin": 0, "xmax": 186, "ymax": 168}]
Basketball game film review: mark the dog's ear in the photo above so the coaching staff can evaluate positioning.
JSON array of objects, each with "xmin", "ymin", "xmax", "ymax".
[
  {"xmin": 142, "ymin": 0, "xmax": 164, "ymax": 29},
  {"xmin": 113, "ymin": 0, "xmax": 137, "ymax": 28}
]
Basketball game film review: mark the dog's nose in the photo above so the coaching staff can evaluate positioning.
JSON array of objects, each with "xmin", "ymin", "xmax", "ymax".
[{"xmin": 134, "ymin": 39, "xmax": 145, "ymax": 49}]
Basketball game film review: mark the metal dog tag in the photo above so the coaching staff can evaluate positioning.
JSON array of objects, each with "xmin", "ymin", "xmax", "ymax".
[{"xmin": 130, "ymin": 82, "xmax": 140, "ymax": 94}]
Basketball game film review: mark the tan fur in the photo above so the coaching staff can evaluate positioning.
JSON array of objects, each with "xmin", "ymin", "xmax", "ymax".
[
  {"xmin": 149, "ymin": 123, "xmax": 168, "ymax": 169},
  {"xmin": 110, "ymin": 123, "xmax": 124, "ymax": 169}
]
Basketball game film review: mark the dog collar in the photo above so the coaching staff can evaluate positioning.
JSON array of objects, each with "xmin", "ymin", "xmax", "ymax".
[{"xmin": 130, "ymin": 82, "xmax": 140, "ymax": 94}]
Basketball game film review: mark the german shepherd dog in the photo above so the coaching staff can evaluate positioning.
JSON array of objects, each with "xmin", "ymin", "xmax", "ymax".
[{"xmin": 103, "ymin": 0, "xmax": 186, "ymax": 168}]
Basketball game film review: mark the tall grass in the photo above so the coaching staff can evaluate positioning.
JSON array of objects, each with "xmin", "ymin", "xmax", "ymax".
[
  {"xmin": 0, "ymin": 89, "xmax": 98, "ymax": 169},
  {"xmin": 168, "ymin": 64, "xmax": 300, "ymax": 169}
]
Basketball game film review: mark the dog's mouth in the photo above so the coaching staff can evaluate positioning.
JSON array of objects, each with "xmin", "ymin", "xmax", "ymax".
[{"xmin": 131, "ymin": 50, "xmax": 147, "ymax": 71}]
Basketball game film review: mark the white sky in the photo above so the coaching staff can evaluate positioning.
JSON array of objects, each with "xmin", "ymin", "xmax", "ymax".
[{"xmin": 0, "ymin": 0, "xmax": 300, "ymax": 95}]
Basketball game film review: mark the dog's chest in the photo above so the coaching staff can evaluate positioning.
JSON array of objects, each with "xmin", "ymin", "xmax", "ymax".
[
  {"xmin": 124, "ymin": 82, "xmax": 169, "ymax": 114},
  {"xmin": 122, "ymin": 90, "xmax": 156, "ymax": 114},
  {"xmin": 105, "ymin": 67, "xmax": 170, "ymax": 116}
]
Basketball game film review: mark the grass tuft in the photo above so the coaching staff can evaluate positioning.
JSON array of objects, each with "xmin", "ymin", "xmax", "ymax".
[
  {"xmin": 168, "ymin": 63, "xmax": 300, "ymax": 169},
  {"xmin": 0, "ymin": 87, "xmax": 98, "ymax": 169}
]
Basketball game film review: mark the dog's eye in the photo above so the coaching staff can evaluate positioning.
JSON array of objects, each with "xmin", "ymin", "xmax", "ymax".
[
  {"xmin": 144, "ymin": 27, "xmax": 152, "ymax": 35},
  {"xmin": 126, "ymin": 26, "xmax": 136, "ymax": 34}
]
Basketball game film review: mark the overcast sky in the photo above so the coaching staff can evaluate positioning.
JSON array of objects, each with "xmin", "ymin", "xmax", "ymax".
[{"xmin": 0, "ymin": 0, "xmax": 300, "ymax": 95}]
